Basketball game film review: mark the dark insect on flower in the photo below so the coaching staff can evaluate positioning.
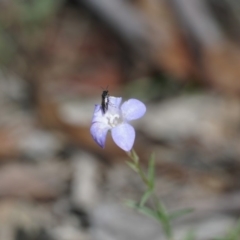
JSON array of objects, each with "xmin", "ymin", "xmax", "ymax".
[{"xmin": 101, "ymin": 86, "xmax": 109, "ymax": 114}]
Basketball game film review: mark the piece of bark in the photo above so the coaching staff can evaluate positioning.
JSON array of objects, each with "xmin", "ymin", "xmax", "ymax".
[{"xmin": 171, "ymin": 0, "xmax": 240, "ymax": 94}]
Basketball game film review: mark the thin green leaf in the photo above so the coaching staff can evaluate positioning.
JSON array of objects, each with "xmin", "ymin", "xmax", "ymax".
[
  {"xmin": 125, "ymin": 199, "xmax": 138, "ymax": 208},
  {"xmin": 126, "ymin": 160, "xmax": 138, "ymax": 173},
  {"xmin": 147, "ymin": 153, "xmax": 155, "ymax": 188},
  {"xmin": 137, "ymin": 206, "xmax": 159, "ymax": 221},
  {"xmin": 157, "ymin": 201, "xmax": 169, "ymax": 218},
  {"xmin": 169, "ymin": 208, "xmax": 194, "ymax": 220},
  {"xmin": 131, "ymin": 149, "xmax": 139, "ymax": 164},
  {"xmin": 157, "ymin": 213, "xmax": 172, "ymax": 239},
  {"xmin": 126, "ymin": 198, "xmax": 174, "ymax": 240},
  {"xmin": 156, "ymin": 202, "xmax": 173, "ymax": 239},
  {"xmin": 139, "ymin": 189, "xmax": 153, "ymax": 207},
  {"xmin": 125, "ymin": 199, "xmax": 159, "ymax": 221}
]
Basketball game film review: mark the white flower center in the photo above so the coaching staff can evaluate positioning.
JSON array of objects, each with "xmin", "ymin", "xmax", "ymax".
[{"xmin": 106, "ymin": 113, "xmax": 123, "ymax": 127}]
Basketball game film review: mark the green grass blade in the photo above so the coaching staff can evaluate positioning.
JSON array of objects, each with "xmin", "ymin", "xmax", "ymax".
[
  {"xmin": 139, "ymin": 189, "xmax": 153, "ymax": 207},
  {"xmin": 147, "ymin": 153, "xmax": 155, "ymax": 188},
  {"xmin": 125, "ymin": 199, "xmax": 159, "ymax": 221},
  {"xmin": 169, "ymin": 208, "xmax": 194, "ymax": 220},
  {"xmin": 126, "ymin": 160, "xmax": 138, "ymax": 173}
]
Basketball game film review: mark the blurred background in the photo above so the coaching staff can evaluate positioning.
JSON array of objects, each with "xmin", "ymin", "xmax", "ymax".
[{"xmin": 0, "ymin": 0, "xmax": 240, "ymax": 239}]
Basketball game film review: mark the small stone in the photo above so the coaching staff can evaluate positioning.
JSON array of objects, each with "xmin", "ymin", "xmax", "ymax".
[{"xmin": 71, "ymin": 152, "xmax": 101, "ymax": 211}]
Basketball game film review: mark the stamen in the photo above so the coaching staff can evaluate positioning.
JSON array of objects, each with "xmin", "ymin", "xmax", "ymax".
[{"xmin": 107, "ymin": 113, "xmax": 122, "ymax": 127}]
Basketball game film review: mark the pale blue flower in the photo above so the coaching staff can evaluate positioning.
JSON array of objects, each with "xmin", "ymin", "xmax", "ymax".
[{"xmin": 90, "ymin": 96, "xmax": 146, "ymax": 151}]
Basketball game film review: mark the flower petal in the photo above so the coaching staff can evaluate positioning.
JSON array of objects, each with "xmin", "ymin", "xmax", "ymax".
[
  {"xmin": 90, "ymin": 122, "xmax": 110, "ymax": 148},
  {"xmin": 111, "ymin": 123, "xmax": 135, "ymax": 151},
  {"xmin": 109, "ymin": 96, "xmax": 122, "ymax": 109},
  {"xmin": 121, "ymin": 99, "xmax": 146, "ymax": 121},
  {"xmin": 92, "ymin": 104, "xmax": 108, "ymax": 125}
]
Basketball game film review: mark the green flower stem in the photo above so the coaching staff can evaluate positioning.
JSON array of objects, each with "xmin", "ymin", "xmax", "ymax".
[
  {"xmin": 127, "ymin": 150, "xmax": 149, "ymax": 186},
  {"xmin": 126, "ymin": 149, "xmax": 174, "ymax": 240}
]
